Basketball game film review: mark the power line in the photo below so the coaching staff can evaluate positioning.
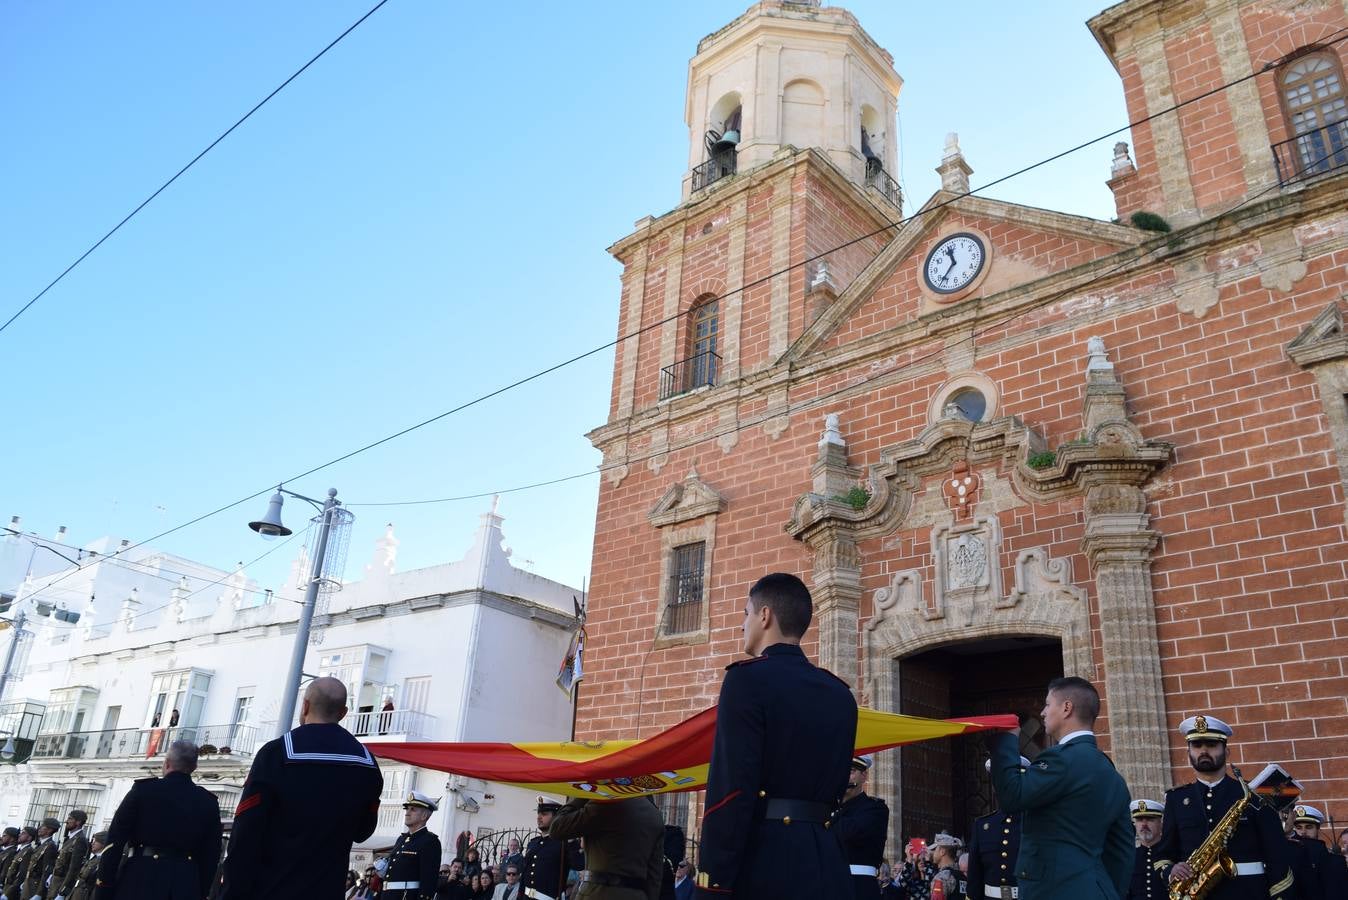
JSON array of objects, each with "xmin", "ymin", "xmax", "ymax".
[
  {"xmin": 15, "ymin": 36, "xmax": 1336, "ymax": 600},
  {"xmin": 0, "ymin": 0, "xmax": 394, "ymax": 337}
]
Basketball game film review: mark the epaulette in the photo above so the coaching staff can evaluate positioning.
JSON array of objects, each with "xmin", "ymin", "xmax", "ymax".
[{"xmin": 725, "ymin": 655, "xmax": 770, "ymax": 670}]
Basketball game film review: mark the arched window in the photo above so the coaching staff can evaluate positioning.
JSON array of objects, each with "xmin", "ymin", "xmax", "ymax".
[
  {"xmin": 1279, "ymin": 51, "xmax": 1348, "ymax": 177},
  {"xmin": 687, "ymin": 298, "xmax": 720, "ymax": 391}
]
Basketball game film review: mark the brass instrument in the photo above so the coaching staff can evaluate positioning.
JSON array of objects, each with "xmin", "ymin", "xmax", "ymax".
[{"xmin": 1168, "ymin": 768, "xmax": 1254, "ymax": 900}]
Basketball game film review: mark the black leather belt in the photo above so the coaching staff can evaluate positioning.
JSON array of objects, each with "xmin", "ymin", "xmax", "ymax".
[
  {"xmin": 581, "ymin": 871, "xmax": 647, "ymax": 889},
  {"xmin": 759, "ymin": 798, "xmax": 831, "ymax": 823},
  {"xmin": 132, "ymin": 845, "xmax": 192, "ymax": 860}
]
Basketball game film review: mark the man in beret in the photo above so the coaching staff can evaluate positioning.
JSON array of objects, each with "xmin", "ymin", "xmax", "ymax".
[
  {"xmin": 21, "ymin": 818, "xmax": 60, "ymax": 900},
  {"xmin": 0, "ymin": 828, "xmax": 18, "ymax": 889},
  {"xmin": 2, "ymin": 827, "xmax": 37, "ymax": 900},
  {"xmin": 67, "ymin": 832, "xmax": 107, "ymax": 900},
  {"xmin": 50, "ymin": 809, "xmax": 90, "ymax": 900}
]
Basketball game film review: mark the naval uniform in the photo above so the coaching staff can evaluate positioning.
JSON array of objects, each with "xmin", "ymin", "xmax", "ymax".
[
  {"xmin": 1153, "ymin": 778, "xmax": 1294, "ymax": 900},
  {"xmin": 379, "ymin": 827, "xmax": 440, "ymax": 900},
  {"xmin": 222, "ymin": 721, "xmax": 384, "ymax": 900},
  {"xmin": 831, "ymin": 792, "xmax": 890, "ymax": 900},
  {"xmin": 1126, "ymin": 843, "xmax": 1166, "ymax": 900},
  {"xmin": 696, "ymin": 642, "xmax": 857, "ymax": 899},
  {"xmin": 522, "ymin": 831, "xmax": 582, "ymax": 900},
  {"xmin": 94, "ymin": 771, "xmax": 223, "ymax": 900},
  {"xmin": 967, "ymin": 810, "xmax": 1021, "ymax": 900}
]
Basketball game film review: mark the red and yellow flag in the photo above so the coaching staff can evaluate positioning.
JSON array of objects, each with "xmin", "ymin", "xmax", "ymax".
[{"xmin": 368, "ymin": 706, "xmax": 1014, "ymax": 800}]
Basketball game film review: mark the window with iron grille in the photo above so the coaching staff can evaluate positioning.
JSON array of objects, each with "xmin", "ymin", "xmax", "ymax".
[
  {"xmin": 26, "ymin": 787, "xmax": 102, "ymax": 830},
  {"xmin": 666, "ymin": 543, "xmax": 706, "ymax": 635}
]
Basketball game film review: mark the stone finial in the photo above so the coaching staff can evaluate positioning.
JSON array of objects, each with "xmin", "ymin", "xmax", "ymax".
[
  {"xmin": 80, "ymin": 593, "xmax": 98, "ymax": 639},
  {"xmin": 820, "ymin": 413, "xmax": 846, "ymax": 450},
  {"xmin": 1086, "ymin": 336, "xmax": 1114, "ymax": 373},
  {"xmin": 170, "ymin": 576, "xmax": 190, "ymax": 624},
  {"xmin": 1111, "ymin": 142, "xmax": 1136, "ymax": 179},
  {"xmin": 366, "ymin": 523, "xmax": 399, "ymax": 579},
  {"xmin": 119, "ymin": 588, "xmax": 140, "ymax": 631},
  {"xmin": 809, "ymin": 260, "xmax": 836, "ymax": 293},
  {"xmin": 937, "ymin": 132, "xmax": 973, "ymax": 194},
  {"xmin": 228, "ymin": 561, "xmax": 249, "ymax": 610}
]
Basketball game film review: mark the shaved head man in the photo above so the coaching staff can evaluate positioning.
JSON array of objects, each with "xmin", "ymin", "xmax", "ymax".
[{"xmin": 222, "ymin": 675, "xmax": 384, "ymax": 900}]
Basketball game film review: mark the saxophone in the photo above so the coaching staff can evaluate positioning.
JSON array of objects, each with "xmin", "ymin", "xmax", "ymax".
[{"xmin": 1168, "ymin": 769, "xmax": 1253, "ymax": 900}]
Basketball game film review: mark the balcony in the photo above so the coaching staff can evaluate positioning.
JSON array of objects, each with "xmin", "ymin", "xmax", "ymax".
[
  {"xmin": 659, "ymin": 350, "xmax": 721, "ymax": 401},
  {"xmin": 691, "ymin": 147, "xmax": 737, "ymax": 192},
  {"xmin": 865, "ymin": 157, "xmax": 902, "ymax": 207},
  {"xmin": 29, "ymin": 722, "xmax": 259, "ymax": 761},
  {"xmin": 1273, "ymin": 119, "xmax": 1348, "ymax": 186},
  {"xmin": 258, "ymin": 708, "xmax": 437, "ymax": 743}
]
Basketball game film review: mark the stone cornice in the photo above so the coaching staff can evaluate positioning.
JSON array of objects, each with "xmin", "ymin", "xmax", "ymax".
[
  {"xmin": 1287, "ymin": 299, "xmax": 1348, "ymax": 368},
  {"xmin": 607, "ymin": 147, "xmax": 897, "ymax": 262}
]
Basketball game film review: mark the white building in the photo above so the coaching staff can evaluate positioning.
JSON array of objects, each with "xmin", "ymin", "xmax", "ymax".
[{"xmin": 0, "ymin": 503, "xmax": 580, "ymax": 861}]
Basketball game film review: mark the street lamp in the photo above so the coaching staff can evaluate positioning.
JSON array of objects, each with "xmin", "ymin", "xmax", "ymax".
[
  {"xmin": 0, "ymin": 733, "xmax": 15, "ymax": 762},
  {"xmin": 248, "ymin": 486, "xmax": 347, "ymax": 739}
]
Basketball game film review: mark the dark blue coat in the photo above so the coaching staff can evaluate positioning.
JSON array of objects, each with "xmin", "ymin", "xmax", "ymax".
[
  {"xmin": 696, "ymin": 643, "xmax": 857, "ymax": 899},
  {"xmin": 989, "ymin": 732, "xmax": 1133, "ymax": 900},
  {"xmin": 1152, "ymin": 779, "xmax": 1293, "ymax": 900},
  {"xmin": 1126, "ymin": 843, "xmax": 1166, "ymax": 900},
  {"xmin": 967, "ymin": 809, "xmax": 1021, "ymax": 899},
  {"xmin": 523, "ymin": 832, "xmax": 583, "ymax": 899},
  {"xmin": 832, "ymin": 792, "xmax": 890, "ymax": 900},
  {"xmin": 95, "ymin": 771, "xmax": 222, "ymax": 900}
]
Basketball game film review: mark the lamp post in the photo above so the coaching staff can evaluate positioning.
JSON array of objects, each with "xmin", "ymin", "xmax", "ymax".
[
  {"xmin": 249, "ymin": 487, "xmax": 342, "ymax": 739},
  {"xmin": 0, "ymin": 536, "xmax": 84, "ymax": 703}
]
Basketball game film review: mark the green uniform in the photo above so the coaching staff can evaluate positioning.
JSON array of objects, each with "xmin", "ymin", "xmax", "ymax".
[
  {"xmin": 549, "ymin": 797, "xmax": 664, "ymax": 900},
  {"xmin": 51, "ymin": 829, "xmax": 91, "ymax": 899}
]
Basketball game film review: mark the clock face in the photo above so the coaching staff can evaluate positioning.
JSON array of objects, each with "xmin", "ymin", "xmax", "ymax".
[{"xmin": 923, "ymin": 233, "xmax": 987, "ymax": 294}]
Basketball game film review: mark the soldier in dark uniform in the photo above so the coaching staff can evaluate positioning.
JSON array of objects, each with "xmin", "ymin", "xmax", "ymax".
[
  {"xmin": 222, "ymin": 676, "xmax": 384, "ymax": 900},
  {"xmin": 831, "ymin": 755, "xmax": 890, "ymax": 900},
  {"xmin": 51, "ymin": 808, "xmax": 91, "ymax": 900},
  {"xmin": 1126, "ymin": 799, "xmax": 1166, "ymax": 900},
  {"xmin": 695, "ymin": 572, "xmax": 857, "ymax": 899},
  {"xmin": 1154, "ymin": 715, "xmax": 1294, "ymax": 900},
  {"xmin": 68, "ymin": 832, "xmax": 107, "ymax": 900},
  {"xmin": 2, "ymin": 826, "xmax": 36, "ymax": 900},
  {"xmin": 94, "ymin": 740, "xmax": 222, "ymax": 900},
  {"xmin": 1288, "ymin": 804, "xmax": 1347, "ymax": 900},
  {"xmin": 967, "ymin": 757, "xmax": 1027, "ymax": 900},
  {"xmin": 23, "ymin": 817, "xmax": 60, "ymax": 900},
  {"xmin": 0, "ymin": 828, "xmax": 18, "ymax": 892},
  {"xmin": 524, "ymin": 797, "xmax": 583, "ymax": 900},
  {"xmin": 379, "ymin": 791, "xmax": 441, "ymax": 900},
  {"xmin": 548, "ymin": 796, "xmax": 664, "ymax": 898}
]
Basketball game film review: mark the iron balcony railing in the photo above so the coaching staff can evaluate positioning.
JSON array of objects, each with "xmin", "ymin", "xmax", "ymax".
[
  {"xmin": 691, "ymin": 148, "xmax": 737, "ymax": 192},
  {"xmin": 865, "ymin": 157, "xmax": 902, "ymax": 207},
  {"xmin": 29, "ymin": 722, "xmax": 259, "ymax": 761},
  {"xmin": 1273, "ymin": 119, "xmax": 1348, "ymax": 185},
  {"xmin": 659, "ymin": 350, "xmax": 721, "ymax": 401},
  {"xmin": 344, "ymin": 707, "xmax": 436, "ymax": 740}
]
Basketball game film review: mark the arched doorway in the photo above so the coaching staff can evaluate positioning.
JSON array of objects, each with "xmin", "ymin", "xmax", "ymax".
[{"xmin": 897, "ymin": 636, "xmax": 1062, "ymax": 842}]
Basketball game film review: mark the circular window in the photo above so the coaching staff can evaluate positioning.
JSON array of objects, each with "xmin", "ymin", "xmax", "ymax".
[{"xmin": 946, "ymin": 388, "xmax": 987, "ymax": 422}]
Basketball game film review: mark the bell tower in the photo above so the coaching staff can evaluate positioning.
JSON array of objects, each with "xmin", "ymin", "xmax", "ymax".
[{"xmin": 682, "ymin": 0, "xmax": 903, "ymax": 201}]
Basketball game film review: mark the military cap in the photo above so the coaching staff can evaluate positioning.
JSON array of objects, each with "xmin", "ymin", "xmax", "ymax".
[
  {"xmin": 932, "ymin": 831, "xmax": 963, "ymax": 849},
  {"xmin": 1130, "ymin": 799, "xmax": 1164, "ymax": 819},
  {"xmin": 1179, "ymin": 714, "xmax": 1231, "ymax": 742},
  {"xmin": 41, "ymin": 817, "xmax": 60, "ymax": 831},
  {"xmin": 2, "ymin": 827, "xmax": 17, "ymax": 839},
  {"xmin": 92, "ymin": 831, "xmax": 110, "ymax": 844},
  {"xmin": 68, "ymin": 809, "xmax": 87, "ymax": 824},
  {"xmin": 19, "ymin": 826, "xmax": 37, "ymax": 840},
  {"xmin": 402, "ymin": 790, "xmax": 439, "ymax": 812},
  {"xmin": 536, "ymin": 795, "xmax": 563, "ymax": 813},
  {"xmin": 1293, "ymin": 804, "xmax": 1324, "ymax": 825},
  {"xmin": 851, "ymin": 754, "xmax": 874, "ymax": 771}
]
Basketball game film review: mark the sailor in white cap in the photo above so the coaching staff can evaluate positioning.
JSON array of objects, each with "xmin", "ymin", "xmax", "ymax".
[
  {"xmin": 379, "ymin": 791, "xmax": 442, "ymax": 900},
  {"xmin": 1154, "ymin": 715, "xmax": 1294, "ymax": 899},
  {"xmin": 1288, "ymin": 803, "xmax": 1348, "ymax": 899},
  {"xmin": 1126, "ymin": 800, "xmax": 1165, "ymax": 900},
  {"xmin": 967, "ymin": 757, "xmax": 1029, "ymax": 900},
  {"xmin": 830, "ymin": 754, "xmax": 890, "ymax": 900}
]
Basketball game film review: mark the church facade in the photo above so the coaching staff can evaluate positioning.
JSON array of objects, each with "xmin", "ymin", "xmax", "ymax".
[{"xmin": 580, "ymin": 0, "xmax": 1348, "ymax": 850}]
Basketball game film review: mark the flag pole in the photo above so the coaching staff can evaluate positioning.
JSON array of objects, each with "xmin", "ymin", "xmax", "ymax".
[{"xmin": 570, "ymin": 578, "xmax": 586, "ymax": 741}]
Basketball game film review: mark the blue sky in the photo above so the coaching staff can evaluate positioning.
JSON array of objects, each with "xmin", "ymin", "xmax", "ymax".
[{"xmin": 1, "ymin": 1, "xmax": 1128, "ymax": 595}]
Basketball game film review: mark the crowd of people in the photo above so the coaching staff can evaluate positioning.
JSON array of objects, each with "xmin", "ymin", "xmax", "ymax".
[{"xmin": 10, "ymin": 573, "xmax": 1348, "ymax": 900}]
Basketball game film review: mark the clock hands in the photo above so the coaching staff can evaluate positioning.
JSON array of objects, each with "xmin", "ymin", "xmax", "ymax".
[{"xmin": 939, "ymin": 245, "xmax": 958, "ymax": 286}]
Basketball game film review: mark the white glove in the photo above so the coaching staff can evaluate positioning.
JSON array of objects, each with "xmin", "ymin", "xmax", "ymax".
[
  {"xmin": 31, "ymin": 894, "xmax": 43, "ymax": 900},
  {"xmin": 374, "ymin": 857, "xmax": 389, "ymax": 876},
  {"xmin": 55, "ymin": 895, "xmax": 66, "ymax": 900}
]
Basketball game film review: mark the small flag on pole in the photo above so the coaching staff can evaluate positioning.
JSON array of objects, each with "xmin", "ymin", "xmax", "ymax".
[{"xmin": 556, "ymin": 626, "xmax": 584, "ymax": 699}]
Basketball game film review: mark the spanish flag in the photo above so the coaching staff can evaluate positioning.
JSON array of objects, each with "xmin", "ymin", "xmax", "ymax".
[{"xmin": 368, "ymin": 705, "xmax": 1014, "ymax": 800}]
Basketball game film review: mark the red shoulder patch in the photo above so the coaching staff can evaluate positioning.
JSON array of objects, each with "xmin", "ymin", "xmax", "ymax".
[{"xmin": 725, "ymin": 655, "xmax": 769, "ymax": 671}]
